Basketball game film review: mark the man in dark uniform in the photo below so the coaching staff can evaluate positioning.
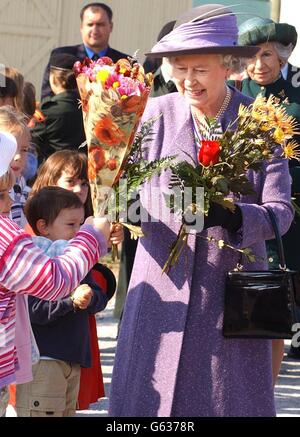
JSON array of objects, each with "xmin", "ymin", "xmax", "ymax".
[
  {"xmin": 143, "ymin": 20, "xmax": 178, "ymax": 97},
  {"xmin": 238, "ymin": 17, "xmax": 300, "ymax": 360},
  {"xmin": 32, "ymin": 53, "xmax": 86, "ymax": 163},
  {"xmin": 41, "ymin": 3, "xmax": 129, "ymax": 99},
  {"xmin": 151, "ymin": 57, "xmax": 178, "ymax": 97}
]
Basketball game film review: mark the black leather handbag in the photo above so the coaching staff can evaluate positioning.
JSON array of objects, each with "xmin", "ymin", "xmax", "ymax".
[{"xmin": 223, "ymin": 207, "xmax": 300, "ymax": 339}]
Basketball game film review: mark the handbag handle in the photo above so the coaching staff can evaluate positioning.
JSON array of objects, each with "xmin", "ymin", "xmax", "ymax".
[{"xmin": 264, "ymin": 207, "xmax": 287, "ymax": 270}]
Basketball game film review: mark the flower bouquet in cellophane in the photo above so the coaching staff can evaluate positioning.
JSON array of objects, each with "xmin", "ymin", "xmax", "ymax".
[
  {"xmin": 74, "ymin": 56, "xmax": 153, "ymax": 217},
  {"xmin": 74, "ymin": 56, "xmax": 153, "ymax": 256}
]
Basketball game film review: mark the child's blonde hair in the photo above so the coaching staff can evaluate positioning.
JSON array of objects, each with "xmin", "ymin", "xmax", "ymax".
[
  {"xmin": 0, "ymin": 105, "xmax": 29, "ymax": 137},
  {"xmin": 0, "ymin": 168, "xmax": 15, "ymax": 191},
  {"xmin": 4, "ymin": 67, "xmax": 25, "ymax": 114}
]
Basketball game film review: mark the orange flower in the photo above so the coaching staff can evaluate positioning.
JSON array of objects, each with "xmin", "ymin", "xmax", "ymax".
[
  {"xmin": 94, "ymin": 116, "xmax": 127, "ymax": 147},
  {"xmin": 121, "ymin": 95, "xmax": 142, "ymax": 114},
  {"xmin": 115, "ymin": 59, "xmax": 132, "ymax": 76},
  {"xmin": 81, "ymin": 98, "xmax": 89, "ymax": 115},
  {"xmin": 120, "ymin": 94, "xmax": 148, "ymax": 117},
  {"xmin": 88, "ymin": 145, "xmax": 106, "ymax": 180},
  {"xmin": 107, "ymin": 158, "xmax": 118, "ymax": 171}
]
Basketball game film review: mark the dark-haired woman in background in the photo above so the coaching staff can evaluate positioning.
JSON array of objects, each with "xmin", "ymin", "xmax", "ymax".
[{"xmin": 31, "ymin": 53, "xmax": 86, "ymax": 164}]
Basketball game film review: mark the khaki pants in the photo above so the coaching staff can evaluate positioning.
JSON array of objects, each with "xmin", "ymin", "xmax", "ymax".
[
  {"xmin": 0, "ymin": 387, "xmax": 9, "ymax": 417},
  {"xmin": 16, "ymin": 360, "xmax": 80, "ymax": 417}
]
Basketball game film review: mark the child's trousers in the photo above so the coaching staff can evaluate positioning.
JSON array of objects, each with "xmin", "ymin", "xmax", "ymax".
[
  {"xmin": 16, "ymin": 359, "xmax": 80, "ymax": 417},
  {"xmin": 0, "ymin": 386, "xmax": 9, "ymax": 417}
]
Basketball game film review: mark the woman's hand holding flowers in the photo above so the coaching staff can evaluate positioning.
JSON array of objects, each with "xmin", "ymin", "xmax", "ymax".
[{"xmin": 204, "ymin": 203, "xmax": 242, "ymax": 232}]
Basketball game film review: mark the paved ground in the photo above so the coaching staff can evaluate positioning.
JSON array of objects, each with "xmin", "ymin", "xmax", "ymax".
[
  {"xmin": 275, "ymin": 342, "xmax": 300, "ymax": 417},
  {"xmin": 76, "ymin": 299, "xmax": 118, "ymax": 417},
  {"xmin": 77, "ymin": 298, "xmax": 300, "ymax": 418}
]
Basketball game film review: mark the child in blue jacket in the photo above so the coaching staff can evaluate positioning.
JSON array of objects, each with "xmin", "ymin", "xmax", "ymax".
[{"xmin": 16, "ymin": 187, "xmax": 109, "ymax": 417}]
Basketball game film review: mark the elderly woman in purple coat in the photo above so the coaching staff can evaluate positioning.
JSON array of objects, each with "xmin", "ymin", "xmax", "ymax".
[{"xmin": 109, "ymin": 4, "xmax": 294, "ymax": 417}]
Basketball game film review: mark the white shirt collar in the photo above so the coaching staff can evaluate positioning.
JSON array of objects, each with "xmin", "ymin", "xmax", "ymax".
[
  {"xmin": 160, "ymin": 62, "xmax": 174, "ymax": 84},
  {"xmin": 281, "ymin": 63, "xmax": 289, "ymax": 80}
]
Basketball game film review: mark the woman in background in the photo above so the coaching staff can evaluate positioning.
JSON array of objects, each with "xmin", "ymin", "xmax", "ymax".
[
  {"xmin": 237, "ymin": 16, "xmax": 300, "ymax": 371},
  {"xmin": 30, "ymin": 53, "xmax": 85, "ymax": 164}
]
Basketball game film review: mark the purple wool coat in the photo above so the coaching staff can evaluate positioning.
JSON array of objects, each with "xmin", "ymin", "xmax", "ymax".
[{"xmin": 109, "ymin": 89, "xmax": 293, "ymax": 417}]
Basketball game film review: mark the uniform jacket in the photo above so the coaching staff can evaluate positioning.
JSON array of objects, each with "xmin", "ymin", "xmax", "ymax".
[
  {"xmin": 150, "ymin": 68, "xmax": 177, "ymax": 98},
  {"xmin": 31, "ymin": 90, "xmax": 86, "ymax": 163}
]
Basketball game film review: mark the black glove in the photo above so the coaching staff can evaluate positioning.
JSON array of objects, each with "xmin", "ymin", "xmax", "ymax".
[{"xmin": 204, "ymin": 203, "xmax": 242, "ymax": 233}]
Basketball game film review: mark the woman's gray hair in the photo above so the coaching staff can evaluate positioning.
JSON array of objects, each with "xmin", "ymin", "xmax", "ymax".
[
  {"xmin": 220, "ymin": 54, "xmax": 246, "ymax": 74},
  {"xmin": 168, "ymin": 54, "xmax": 247, "ymax": 74},
  {"xmin": 272, "ymin": 42, "xmax": 294, "ymax": 63}
]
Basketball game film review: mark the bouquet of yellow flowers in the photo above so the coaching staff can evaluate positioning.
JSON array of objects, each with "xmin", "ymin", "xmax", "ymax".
[{"xmin": 164, "ymin": 94, "xmax": 300, "ymax": 273}]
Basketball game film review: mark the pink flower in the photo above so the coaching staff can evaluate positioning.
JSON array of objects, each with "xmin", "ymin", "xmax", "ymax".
[
  {"xmin": 116, "ymin": 77, "xmax": 141, "ymax": 97},
  {"xmin": 105, "ymin": 72, "xmax": 122, "ymax": 89}
]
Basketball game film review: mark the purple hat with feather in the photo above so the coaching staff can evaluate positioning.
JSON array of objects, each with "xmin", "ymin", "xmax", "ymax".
[{"xmin": 145, "ymin": 3, "xmax": 260, "ymax": 58}]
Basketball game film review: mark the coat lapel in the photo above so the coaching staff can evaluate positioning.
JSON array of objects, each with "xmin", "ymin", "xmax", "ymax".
[{"xmin": 77, "ymin": 44, "xmax": 88, "ymax": 61}]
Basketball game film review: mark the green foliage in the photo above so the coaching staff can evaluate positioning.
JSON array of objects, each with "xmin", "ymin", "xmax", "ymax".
[{"xmin": 110, "ymin": 116, "xmax": 176, "ymax": 230}]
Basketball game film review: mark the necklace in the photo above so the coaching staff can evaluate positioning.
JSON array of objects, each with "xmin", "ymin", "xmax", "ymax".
[{"xmin": 215, "ymin": 85, "xmax": 232, "ymax": 119}]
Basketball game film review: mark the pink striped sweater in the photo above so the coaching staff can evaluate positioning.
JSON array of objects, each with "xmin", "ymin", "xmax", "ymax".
[{"xmin": 0, "ymin": 216, "xmax": 107, "ymax": 388}]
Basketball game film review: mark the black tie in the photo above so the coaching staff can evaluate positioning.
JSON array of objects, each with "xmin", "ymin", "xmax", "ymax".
[{"xmin": 92, "ymin": 54, "xmax": 99, "ymax": 62}]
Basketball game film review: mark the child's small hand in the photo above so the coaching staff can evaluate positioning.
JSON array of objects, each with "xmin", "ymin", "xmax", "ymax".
[
  {"xmin": 85, "ymin": 217, "xmax": 111, "ymax": 242},
  {"xmin": 71, "ymin": 284, "xmax": 93, "ymax": 310},
  {"xmin": 110, "ymin": 223, "xmax": 124, "ymax": 246}
]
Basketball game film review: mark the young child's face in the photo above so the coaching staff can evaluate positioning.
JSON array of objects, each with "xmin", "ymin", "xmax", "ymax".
[
  {"xmin": 56, "ymin": 171, "xmax": 89, "ymax": 205},
  {"xmin": 10, "ymin": 130, "xmax": 30, "ymax": 178},
  {"xmin": 0, "ymin": 189, "xmax": 13, "ymax": 216},
  {"xmin": 44, "ymin": 206, "xmax": 85, "ymax": 241}
]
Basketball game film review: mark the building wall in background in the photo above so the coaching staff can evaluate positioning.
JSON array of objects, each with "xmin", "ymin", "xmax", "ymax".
[
  {"xmin": 4, "ymin": 0, "xmax": 298, "ymax": 99},
  {"xmin": 280, "ymin": 0, "xmax": 300, "ymax": 66},
  {"xmin": 0, "ymin": 0, "xmax": 63, "ymax": 98},
  {"xmin": 0, "ymin": 0, "xmax": 191, "ymax": 99}
]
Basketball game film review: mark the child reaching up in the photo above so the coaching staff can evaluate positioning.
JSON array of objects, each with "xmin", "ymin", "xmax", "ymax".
[
  {"xmin": 16, "ymin": 187, "xmax": 110, "ymax": 417},
  {"xmin": 0, "ymin": 132, "xmax": 111, "ymax": 418}
]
